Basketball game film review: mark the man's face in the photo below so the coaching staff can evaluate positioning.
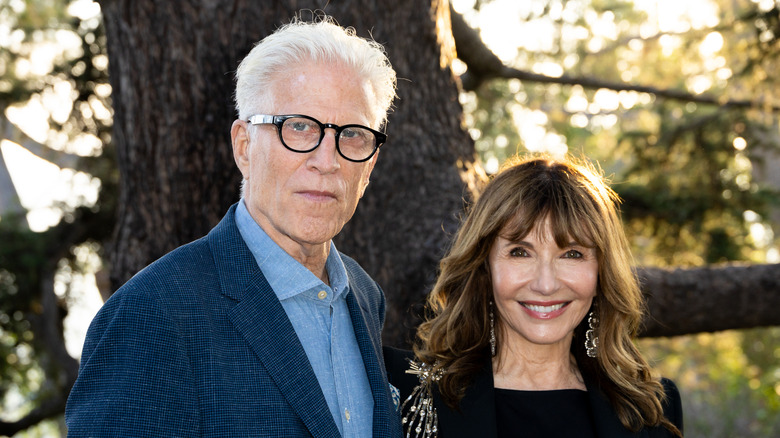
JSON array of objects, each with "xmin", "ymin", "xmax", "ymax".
[{"xmin": 231, "ymin": 62, "xmax": 378, "ymax": 260}]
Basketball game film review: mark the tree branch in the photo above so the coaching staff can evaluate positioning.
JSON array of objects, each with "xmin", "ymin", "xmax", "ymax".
[
  {"xmin": 638, "ymin": 263, "xmax": 780, "ymax": 337},
  {"xmin": 0, "ymin": 392, "xmax": 70, "ymax": 436},
  {"xmin": 1, "ymin": 115, "xmax": 81, "ymax": 169},
  {"xmin": 450, "ymin": 8, "xmax": 780, "ymax": 112},
  {"xmin": 0, "ymin": 144, "xmax": 25, "ymax": 217}
]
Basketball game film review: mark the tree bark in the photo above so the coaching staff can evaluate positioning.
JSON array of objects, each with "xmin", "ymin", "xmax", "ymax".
[
  {"xmin": 638, "ymin": 263, "xmax": 780, "ymax": 337},
  {"xmin": 99, "ymin": 0, "xmax": 297, "ymax": 288},
  {"xmin": 323, "ymin": 0, "xmax": 481, "ymax": 346},
  {"xmin": 99, "ymin": 0, "xmax": 480, "ymax": 347}
]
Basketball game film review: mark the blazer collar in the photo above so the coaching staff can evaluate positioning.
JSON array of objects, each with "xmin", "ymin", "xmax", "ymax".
[
  {"xmin": 209, "ymin": 204, "xmax": 341, "ymax": 437},
  {"xmin": 585, "ymin": 373, "xmax": 648, "ymax": 438}
]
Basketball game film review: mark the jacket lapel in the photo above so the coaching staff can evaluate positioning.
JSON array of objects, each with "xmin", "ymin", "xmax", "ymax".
[
  {"xmin": 345, "ymin": 289, "xmax": 402, "ymax": 438},
  {"xmin": 209, "ymin": 205, "xmax": 340, "ymax": 437},
  {"xmin": 436, "ymin": 360, "xmax": 498, "ymax": 438},
  {"xmin": 585, "ymin": 375, "xmax": 648, "ymax": 438}
]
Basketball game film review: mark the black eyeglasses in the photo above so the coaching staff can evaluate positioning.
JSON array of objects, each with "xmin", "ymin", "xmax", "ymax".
[{"xmin": 247, "ymin": 114, "xmax": 387, "ymax": 162}]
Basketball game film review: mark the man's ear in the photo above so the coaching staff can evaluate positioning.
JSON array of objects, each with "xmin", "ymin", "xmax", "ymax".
[{"xmin": 231, "ymin": 119, "xmax": 250, "ymax": 179}]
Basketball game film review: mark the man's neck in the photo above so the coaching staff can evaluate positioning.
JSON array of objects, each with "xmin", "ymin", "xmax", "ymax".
[
  {"xmin": 289, "ymin": 243, "xmax": 331, "ymax": 285},
  {"xmin": 242, "ymin": 202, "xmax": 332, "ymax": 284}
]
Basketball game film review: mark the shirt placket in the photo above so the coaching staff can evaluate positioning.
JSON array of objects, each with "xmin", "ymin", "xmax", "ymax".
[{"xmin": 330, "ymin": 298, "xmax": 355, "ymax": 435}]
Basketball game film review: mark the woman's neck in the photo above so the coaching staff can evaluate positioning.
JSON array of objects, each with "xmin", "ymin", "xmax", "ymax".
[{"xmin": 492, "ymin": 340, "xmax": 585, "ymax": 391}]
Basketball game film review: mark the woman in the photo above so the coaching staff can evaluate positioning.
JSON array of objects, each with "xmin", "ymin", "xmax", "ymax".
[{"xmin": 385, "ymin": 154, "xmax": 683, "ymax": 437}]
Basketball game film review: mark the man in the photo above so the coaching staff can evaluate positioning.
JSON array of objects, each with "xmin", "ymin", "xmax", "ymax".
[{"xmin": 65, "ymin": 17, "xmax": 400, "ymax": 437}]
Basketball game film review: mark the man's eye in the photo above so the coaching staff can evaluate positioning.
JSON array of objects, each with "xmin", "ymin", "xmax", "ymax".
[
  {"xmin": 289, "ymin": 121, "xmax": 314, "ymax": 132},
  {"xmin": 341, "ymin": 128, "xmax": 359, "ymax": 139},
  {"xmin": 341, "ymin": 127, "xmax": 372, "ymax": 141}
]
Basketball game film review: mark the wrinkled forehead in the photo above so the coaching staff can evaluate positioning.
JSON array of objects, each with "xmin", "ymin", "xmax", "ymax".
[{"xmin": 267, "ymin": 60, "xmax": 379, "ymax": 126}]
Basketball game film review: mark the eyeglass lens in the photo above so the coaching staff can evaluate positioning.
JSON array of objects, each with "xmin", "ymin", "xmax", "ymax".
[{"xmin": 280, "ymin": 117, "xmax": 376, "ymax": 161}]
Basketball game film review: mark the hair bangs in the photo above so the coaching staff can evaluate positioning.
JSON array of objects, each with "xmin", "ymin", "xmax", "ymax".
[{"xmin": 498, "ymin": 170, "xmax": 600, "ymax": 251}]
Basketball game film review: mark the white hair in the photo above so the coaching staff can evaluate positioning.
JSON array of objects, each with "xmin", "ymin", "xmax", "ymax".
[{"xmin": 234, "ymin": 15, "xmax": 397, "ymax": 129}]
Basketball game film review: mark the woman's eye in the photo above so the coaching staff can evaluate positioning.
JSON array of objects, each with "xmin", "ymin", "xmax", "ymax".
[
  {"xmin": 563, "ymin": 249, "xmax": 583, "ymax": 259},
  {"xmin": 509, "ymin": 248, "xmax": 529, "ymax": 257}
]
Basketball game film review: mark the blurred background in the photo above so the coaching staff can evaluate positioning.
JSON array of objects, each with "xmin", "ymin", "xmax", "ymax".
[{"xmin": 1, "ymin": 0, "xmax": 779, "ymax": 436}]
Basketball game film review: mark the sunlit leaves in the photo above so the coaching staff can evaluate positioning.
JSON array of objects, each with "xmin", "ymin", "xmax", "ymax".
[
  {"xmin": 459, "ymin": 1, "xmax": 780, "ymax": 436},
  {"xmin": 0, "ymin": 0, "xmax": 114, "ymax": 434}
]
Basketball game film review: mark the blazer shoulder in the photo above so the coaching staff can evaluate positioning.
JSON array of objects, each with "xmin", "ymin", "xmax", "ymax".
[
  {"xmin": 115, "ymin": 235, "xmax": 214, "ymax": 300},
  {"xmin": 660, "ymin": 377, "xmax": 684, "ymax": 435}
]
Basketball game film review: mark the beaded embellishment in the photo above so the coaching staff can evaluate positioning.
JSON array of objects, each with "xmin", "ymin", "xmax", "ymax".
[
  {"xmin": 585, "ymin": 311, "xmax": 599, "ymax": 358},
  {"xmin": 401, "ymin": 361, "xmax": 445, "ymax": 438}
]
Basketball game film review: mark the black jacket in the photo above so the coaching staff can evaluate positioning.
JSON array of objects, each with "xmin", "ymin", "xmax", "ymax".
[{"xmin": 384, "ymin": 346, "xmax": 683, "ymax": 438}]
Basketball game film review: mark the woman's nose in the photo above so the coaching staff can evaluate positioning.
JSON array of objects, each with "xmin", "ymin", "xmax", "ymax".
[{"xmin": 529, "ymin": 261, "xmax": 560, "ymax": 295}]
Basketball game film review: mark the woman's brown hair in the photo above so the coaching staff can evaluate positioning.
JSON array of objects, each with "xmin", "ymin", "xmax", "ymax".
[{"xmin": 414, "ymin": 154, "xmax": 681, "ymax": 435}]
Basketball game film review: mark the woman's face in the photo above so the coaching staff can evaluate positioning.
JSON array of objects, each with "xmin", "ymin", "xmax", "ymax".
[{"xmin": 489, "ymin": 217, "xmax": 598, "ymax": 354}]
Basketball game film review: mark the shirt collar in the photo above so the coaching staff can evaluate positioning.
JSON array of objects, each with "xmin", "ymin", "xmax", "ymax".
[{"xmin": 235, "ymin": 199, "xmax": 349, "ymax": 301}]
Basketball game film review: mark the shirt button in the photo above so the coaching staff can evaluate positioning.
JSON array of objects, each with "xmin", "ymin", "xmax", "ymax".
[
  {"xmin": 317, "ymin": 290, "xmax": 327, "ymax": 300},
  {"xmin": 344, "ymin": 408, "xmax": 351, "ymax": 421}
]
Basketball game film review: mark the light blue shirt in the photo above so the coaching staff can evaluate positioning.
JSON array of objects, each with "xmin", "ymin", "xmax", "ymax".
[{"xmin": 235, "ymin": 200, "xmax": 373, "ymax": 437}]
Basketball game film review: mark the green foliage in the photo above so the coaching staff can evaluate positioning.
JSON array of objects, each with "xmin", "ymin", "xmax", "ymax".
[
  {"xmin": 463, "ymin": 1, "xmax": 780, "ymax": 436},
  {"xmin": 0, "ymin": 0, "xmax": 778, "ymax": 435},
  {"xmin": 639, "ymin": 328, "xmax": 780, "ymax": 438},
  {"xmin": 0, "ymin": 217, "xmax": 54, "ymax": 432},
  {"xmin": 616, "ymin": 106, "xmax": 780, "ymax": 266},
  {"xmin": 0, "ymin": 0, "xmax": 114, "ymax": 434},
  {"xmin": 465, "ymin": 0, "xmax": 780, "ymax": 266}
]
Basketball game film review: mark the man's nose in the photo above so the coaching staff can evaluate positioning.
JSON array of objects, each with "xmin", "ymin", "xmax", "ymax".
[{"xmin": 307, "ymin": 129, "xmax": 341, "ymax": 173}]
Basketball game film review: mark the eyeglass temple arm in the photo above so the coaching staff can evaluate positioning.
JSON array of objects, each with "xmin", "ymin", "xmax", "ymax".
[{"xmin": 247, "ymin": 114, "xmax": 274, "ymax": 124}]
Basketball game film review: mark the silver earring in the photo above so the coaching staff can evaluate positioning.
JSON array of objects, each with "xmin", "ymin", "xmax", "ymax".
[
  {"xmin": 585, "ymin": 311, "xmax": 599, "ymax": 358},
  {"xmin": 489, "ymin": 301, "xmax": 496, "ymax": 357}
]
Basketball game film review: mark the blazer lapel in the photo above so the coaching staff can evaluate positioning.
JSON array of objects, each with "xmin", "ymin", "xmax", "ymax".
[
  {"xmin": 585, "ymin": 376, "xmax": 648, "ymax": 438},
  {"xmin": 433, "ymin": 362, "xmax": 641, "ymax": 438},
  {"xmin": 436, "ymin": 360, "xmax": 498, "ymax": 438},
  {"xmin": 210, "ymin": 205, "xmax": 340, "ymax": 437},
  {"xmin": 345, "ymin": 289, "xmax": 402, "ymax": 438}
]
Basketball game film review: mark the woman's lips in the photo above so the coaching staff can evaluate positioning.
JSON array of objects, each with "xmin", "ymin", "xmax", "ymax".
[{"xmin": 520, "ymin": 301, "xmax": 570, "ymax": 319}]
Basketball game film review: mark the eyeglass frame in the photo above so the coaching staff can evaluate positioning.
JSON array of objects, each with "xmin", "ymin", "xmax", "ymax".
[{"xmin": 246, "ymin": 114, "xmax": 387, "ymax": 163}]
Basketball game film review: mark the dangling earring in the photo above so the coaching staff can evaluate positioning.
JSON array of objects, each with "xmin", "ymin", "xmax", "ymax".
[
  {"xmin": 489, "ymin": 301, "xmax": 496, "ymax": 357},
  {"xmin": 585, "ymin": 310, "xmax": 599, "ymax": 358}
]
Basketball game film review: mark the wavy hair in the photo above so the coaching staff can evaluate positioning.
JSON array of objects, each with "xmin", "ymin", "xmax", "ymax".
[{"xmin": 415, "ymin": 154, "xmax": 680, "ymax": 435}]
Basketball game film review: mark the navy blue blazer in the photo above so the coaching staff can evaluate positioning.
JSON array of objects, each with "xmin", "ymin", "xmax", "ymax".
[
  {"xmin": 66, "ymin": 204, "xmax": 402, "ymax": 437},
  {"xmin": 384, "ymin": 347, "xmax": 683, "ymax": 438}
]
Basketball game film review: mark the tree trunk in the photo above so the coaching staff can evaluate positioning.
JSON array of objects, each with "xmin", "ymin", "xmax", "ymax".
[
  {"xmin": 99, "ymin": 0, "xmax": 302, "ymax": 288},
  {"xmin": 323, "ymin": 0, "xmax": 480, "ymax": 347},
  {"xmin": 100, "ymin": 0, "xmax": 479, "ymax": 348},
  {"xmin": 99, "ymin": 0, "xmax": 780, "ymax": 350}
]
